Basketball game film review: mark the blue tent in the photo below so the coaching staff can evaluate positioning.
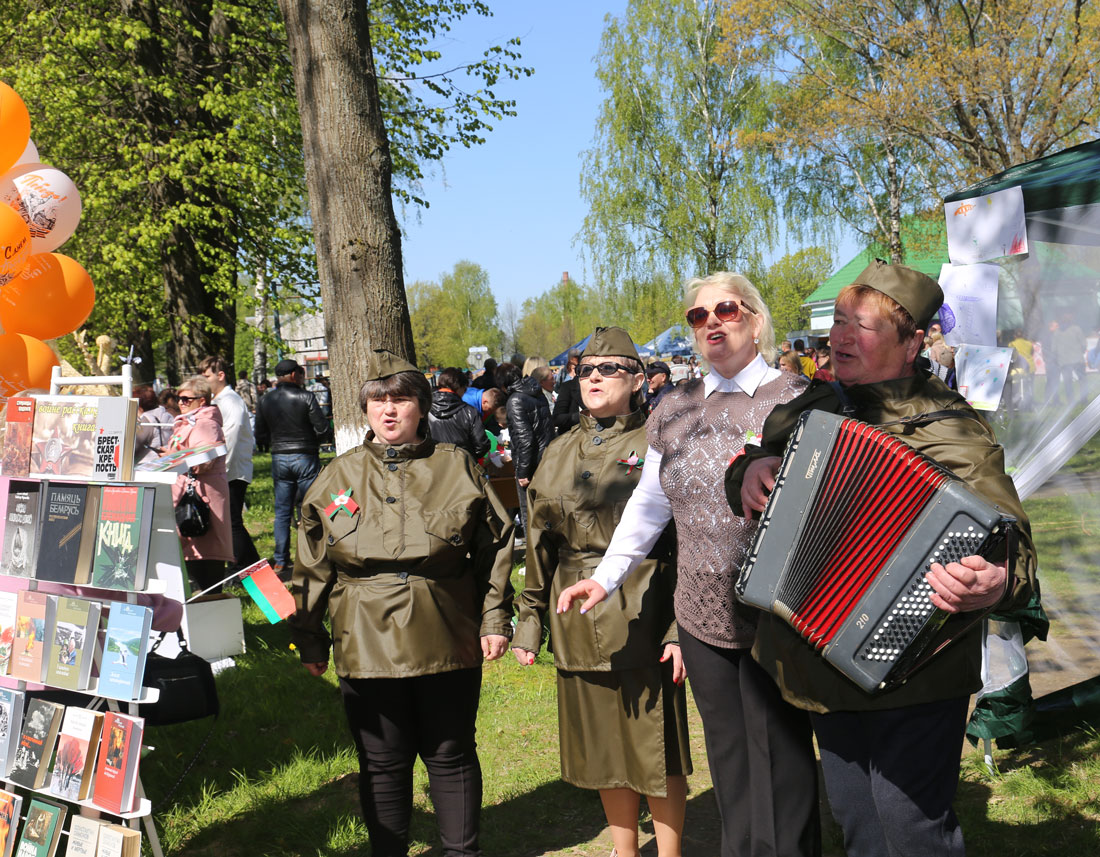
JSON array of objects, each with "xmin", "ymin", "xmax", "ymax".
[
  {"xmin": 549, "ymin": 334, "xmax": 592, "ymax": 366},
  {"xmin": 641, "ymin": 324, "xmax": 694, "ymax": 357}
]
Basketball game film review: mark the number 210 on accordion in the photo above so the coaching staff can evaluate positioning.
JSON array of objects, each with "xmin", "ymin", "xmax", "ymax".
[{"xmin": 735, "ymin": 410, "xmax": 1015, "ymax": 693}]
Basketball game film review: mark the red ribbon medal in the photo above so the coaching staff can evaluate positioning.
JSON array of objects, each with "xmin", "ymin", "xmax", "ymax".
[{"xmin": 325, "ymin": 488, "xmax": 360, "ymax": 519}]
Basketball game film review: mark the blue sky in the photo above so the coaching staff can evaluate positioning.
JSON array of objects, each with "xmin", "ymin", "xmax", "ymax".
[{"xmin": 399, "ymin": 3, "xmax": 857, "ymax": 310}]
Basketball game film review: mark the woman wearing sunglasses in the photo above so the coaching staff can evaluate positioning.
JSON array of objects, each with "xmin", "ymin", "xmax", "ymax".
[
  {"xmin": 167, "ymin": 376, "xmax": 232, "ymax": 592},
  {"xmin": 557, "ymin": 275, "xmax": 821, "ymax": 857},
  {"xmin": 514, "ymin": 327, "xmax": 689, "ymax": 857}
]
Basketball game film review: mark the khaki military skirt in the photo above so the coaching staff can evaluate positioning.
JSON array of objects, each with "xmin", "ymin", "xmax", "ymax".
[{"xmin": 556, "ymin": 660, "xmax": 692, "ymax": 796}]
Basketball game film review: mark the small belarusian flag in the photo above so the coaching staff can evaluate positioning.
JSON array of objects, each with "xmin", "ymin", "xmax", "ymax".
[
  {"xmin": 324, "ymin": 487, "xmax": 360, "ymax": 519},
  {"xmin": 238, "ymin": 559, "xmax": 296, "ymax": 624}
]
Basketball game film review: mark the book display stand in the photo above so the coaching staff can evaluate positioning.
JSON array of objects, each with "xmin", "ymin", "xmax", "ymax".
[{"xmin": 0, "ymin": 366, "xmax": 186, "ymax": 857}]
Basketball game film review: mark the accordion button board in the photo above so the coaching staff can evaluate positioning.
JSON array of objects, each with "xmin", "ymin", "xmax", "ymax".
[{"xmin": 736, "ymin": 409, "xmax": 1014, "ymax": 694}]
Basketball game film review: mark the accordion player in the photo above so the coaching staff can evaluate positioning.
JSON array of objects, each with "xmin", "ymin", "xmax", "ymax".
[{"xmin": 735, "ymin": 409, "xmax": 1016, "ymax": 693}]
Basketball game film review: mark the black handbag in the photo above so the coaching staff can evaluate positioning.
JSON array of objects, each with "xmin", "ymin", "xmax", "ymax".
[
  {"xmin": 139, "ymin": 630, "xmax": 220, "ymax": 726},
  {"xmin": 175, "ymin": 474, "xmax": 210, "ymax": 537}
]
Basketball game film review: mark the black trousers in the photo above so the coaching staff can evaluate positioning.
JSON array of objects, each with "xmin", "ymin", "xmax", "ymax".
[
  {"xmin": 227, "ymin": 478, "xmax": 260, "ymax": 571},
  {"xmin": 678, "ymin": 627, "xmax": 821, "ymax": 857},
  {"xmin": 340, "ymin": 669, "xmax": 483, "ymax": 857},
  {"xmin": 811, "ymin": 696, "xmax": 969, "ymax": 857}
]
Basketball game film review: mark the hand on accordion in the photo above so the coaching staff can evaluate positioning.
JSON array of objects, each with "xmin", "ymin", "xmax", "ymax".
[
  {"xmin": 740, "ymin": 455, "xmax": 782, "ymax": 515},
  {"xmin": 556, "ymin": 579, "xmax": 608, "ymax": 615},
  {"xmin": 926, "ymin": 555, "xmax": 1009, "ymax": 614}
]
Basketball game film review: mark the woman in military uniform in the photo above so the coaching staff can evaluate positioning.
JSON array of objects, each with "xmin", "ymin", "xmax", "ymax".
[
  {"xmin": 513, "ymin": 327, "xmax": 689, "ymax": 857},
  {"xmin": 289, "ymin": 350, "xmax": 515, "ymax": 857}
]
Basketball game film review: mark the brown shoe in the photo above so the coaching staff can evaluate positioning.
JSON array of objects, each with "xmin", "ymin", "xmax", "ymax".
[{"xmin": 273, "ymin": 564, "xmax": 290, "ymax": 582}]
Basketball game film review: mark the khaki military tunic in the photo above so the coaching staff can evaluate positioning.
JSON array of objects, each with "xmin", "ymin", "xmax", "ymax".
[
  {"xmin": 726, "ymin": 372, "xmax": 1038, "ymax": 713},
  {"xmin": 289, "ymin": 435, "xmax": 515, "ymax": 678},
  {"xmin": 515, "ymin": 412, "xmax": 690, "ymax": 795}
]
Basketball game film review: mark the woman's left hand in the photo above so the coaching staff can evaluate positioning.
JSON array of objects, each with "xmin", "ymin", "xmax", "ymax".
[
  {"xmin": 481, "ymin": 634, "xmax": 510, "ymax": 661},
  {"xmin": 926, "ymin": 555, "xmax": 1008, "ymax": 613},
  {"xmin": 660, "ymin": 643, "xmax": 686, "ymax": 685}
]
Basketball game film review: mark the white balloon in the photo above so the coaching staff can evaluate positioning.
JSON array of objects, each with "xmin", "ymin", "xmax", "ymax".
[
  {"xmin": 0, "ymin": 161, "xmax": 82, "ymax": 254},
  {"xmin": 14, "ymin": 139, "xmax": 38, "ymax": 167}
]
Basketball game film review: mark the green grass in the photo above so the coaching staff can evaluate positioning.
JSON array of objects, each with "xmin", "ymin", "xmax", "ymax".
[{"xmin": 137, "ymin": 451, "xmax": 1100, "ymax": 856}]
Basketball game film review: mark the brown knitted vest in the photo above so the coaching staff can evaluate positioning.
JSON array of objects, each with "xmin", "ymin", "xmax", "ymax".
[{"xmin": 648, "ymin": 373, "xmax": 808, "ymax": 648}]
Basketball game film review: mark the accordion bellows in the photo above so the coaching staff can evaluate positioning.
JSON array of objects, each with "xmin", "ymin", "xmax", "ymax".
[{"xmin": 736, "ymin": 410, "xmax": 1014, "ymax": 693}]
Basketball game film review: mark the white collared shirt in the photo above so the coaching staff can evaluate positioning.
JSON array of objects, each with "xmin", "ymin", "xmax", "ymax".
[
  {"xmin": 590, "ymin": 353, "xmax": 780, "ymax": 596},
  {"xmin": 213, "ymin": 386, "xmax": 255, "ymax": 483},
  {"xmin": 702, "ymin": 353, "xmax": 781, "ymax": 398}
]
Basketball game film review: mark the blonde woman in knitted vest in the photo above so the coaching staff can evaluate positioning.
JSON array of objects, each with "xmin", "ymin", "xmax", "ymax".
[{"xmin": 558, "ymin": 273, "xmax": 821, "ymax": 857}]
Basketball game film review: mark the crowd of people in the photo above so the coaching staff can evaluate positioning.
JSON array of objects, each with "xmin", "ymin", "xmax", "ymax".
[{"xmin": 244, "ymin": 260, "xmax": 1037, "ymax": 857}]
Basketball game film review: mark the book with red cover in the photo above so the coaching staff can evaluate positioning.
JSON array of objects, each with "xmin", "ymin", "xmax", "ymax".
[
  {"xmin": 0, "ymin": 398, "xmax": 34, "ymax": 478},
  {"xmin": 90, "ymin": 712, "xmax": 143, "ymax": 815},
  {"xmin": 9, "ymin": 589, "xmax": 54, "ymax": 683}
]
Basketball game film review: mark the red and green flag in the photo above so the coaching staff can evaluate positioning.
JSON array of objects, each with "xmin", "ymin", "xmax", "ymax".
[{"xmin": 238, "ymin": 560, "xmax": 296, "ymax": 624}]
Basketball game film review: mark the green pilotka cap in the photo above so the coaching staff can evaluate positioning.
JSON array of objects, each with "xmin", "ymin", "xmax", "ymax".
[
  {"xmin": 851, "ymin": 259, "xmax": 944, "ymax": 329},
  {"xmin": 580, "ymin": 326, "xmax": 641, "ymax": 361},
  {"xmin": 365, "ymin": 349, "xmax": 419, "ymax": 381}
]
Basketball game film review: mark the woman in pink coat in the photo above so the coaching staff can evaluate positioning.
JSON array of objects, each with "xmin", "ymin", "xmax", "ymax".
[{"xmin": 168, "ymin": 376, "xmax": 233, "ymax": 592}]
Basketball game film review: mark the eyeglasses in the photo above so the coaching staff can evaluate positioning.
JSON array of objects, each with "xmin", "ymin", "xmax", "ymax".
[
  {"xmin": 576, "ymin": 362, "xmax": 634, "ymax": 379},
  {"xmin": 177, "ymin": 395, "xmax": 202, "ymax": 405},
  {"xmin": 685, "ymin": 299, "xmax": 757, "ymax": 329}
]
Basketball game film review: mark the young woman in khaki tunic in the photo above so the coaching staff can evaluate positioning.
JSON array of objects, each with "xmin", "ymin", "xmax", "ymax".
[{"xmin": 513, "ymin": 327, "xmax": 690, "ymax": 857}]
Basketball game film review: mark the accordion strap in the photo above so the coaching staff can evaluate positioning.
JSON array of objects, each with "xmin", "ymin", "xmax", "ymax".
[
  {"xmin": 876, "ymin": 409, "xmax": 986, "ymax": 429},
  {"xmin": 825, "ymin": 383, "xmax": 984, "ymax": 429}
]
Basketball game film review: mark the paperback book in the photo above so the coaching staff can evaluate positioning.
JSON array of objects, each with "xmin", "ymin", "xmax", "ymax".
[
  {"xmin": 10, "ymin": 590, "xmax": 54, "ymax": 683},
  {"xmin": 0, "ymin": 590, "xmax": 19, "ymax": 674},
  {"xmin": 0, "ymin": 688, "xmax": 25, "ymax": 777},
  {"xmin": 97, "ymin": 604, "xmax": 152, "ymax": 701},
  {"xmin": 45, "ymin": 597, "xmax": 102, "ymax": 691},
  {"xmin": 34, "ymin": 484, "xmax": 99, "ymax": 585},
  {"xmin": 1, "ymin": 398, "xmax": 34, "ymax": 479},
  {"xmin": 1, "ymin": 482, "xmax": 42, "ymax": 578},
  {"xmin": 8, "ymin": 699, "xmax": 63, "ymax": 790},
  {"xmin": 62, "ymin": 817, "xmax": 104, "ymax": 857},
  {"xmin": 49, "ymin": 707, "xmax": 104, "ymax": 802},
  {"xmin": 90, "ymin": 825, "xmax": 139, "ymax": 857},
  {"xmin": 89, "ymin": 487, "xmax": 153, "ymax": 591},
  {"xmin": 28, "ymin": 396, "xmax": 137, "ymax": 483},
  {"xmin": 0, "ymin": 789, "xmax": 21, "ymax": 857},
  {"xmin": 90, "ymin": 713, "xmax": 143, "ymax": 815},
  {"xmin": 13, "ymin": 798, "xmax": 66, "ymax": 857}
]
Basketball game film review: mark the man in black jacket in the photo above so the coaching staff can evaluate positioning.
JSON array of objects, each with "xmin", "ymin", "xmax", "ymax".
[
  {"xmin": 428, "ymin": 367, "xmax": 490, "ymax": 459},
  {"xmin": 255, "ymin": 359, "xmax": 329, "ymax": 576},
  {"xmin": 500, "ymin": 363, "xmax": 552, "ymax": 536}
]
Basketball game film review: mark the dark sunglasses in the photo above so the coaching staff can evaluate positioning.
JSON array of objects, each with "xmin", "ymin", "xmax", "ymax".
[
  {"xmin": 685, "ymin": 299, "xmax": 757, "ymax": 329},
  {"xmin": 177, "ymin": 395, "xmax": 203, "ymax": 404},
  {"xmin": 576, "ymin": 362, "xmax": 634, "ymax": 379}
]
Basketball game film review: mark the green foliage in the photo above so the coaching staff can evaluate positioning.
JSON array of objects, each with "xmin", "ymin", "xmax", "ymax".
[
  {"xmin": 408, "ymin": 261, "xmax": 502, "ymax": 368},
  {"xmin": 0, "ymin": 0, "xmax": 315, "ymax": 375},
  {"xmin": 579, "ymin": 0, "xmax": 776, "ymax": 300},
  {"xmin": 371, "ymin": 0, "xmax": 534, "ymax": 208},
  {"xmin": 758, "ymin": 247, "xmax": 834, "ymax": 337},
  {"xmin": 516, "ymin": 276, "xmax": 603, "ymax": 360}
]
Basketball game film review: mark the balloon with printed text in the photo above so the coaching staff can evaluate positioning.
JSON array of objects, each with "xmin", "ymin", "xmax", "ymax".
[
  {"xmin": 0, "ymin": 83, "xmax": 31, "ymax": 176},
  {"xmin": 0, "ymin": 204, "xmax": 31, "ymax": 287},
  {"xmin": 0, "ymin": 253, "xmax": 95, "ymax": 339},
  {"xmin": 0, "ymin": 163, "xmax": 82, "ymax": 254},
  {"xmin": 0, "ymin": 332, "xmax": 58, "ymax": 396}
]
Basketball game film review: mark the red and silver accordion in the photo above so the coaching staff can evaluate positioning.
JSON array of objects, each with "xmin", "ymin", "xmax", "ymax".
[{"xmin": 736, "ymin": 409, "xmax": 1015, "ymax": 693}]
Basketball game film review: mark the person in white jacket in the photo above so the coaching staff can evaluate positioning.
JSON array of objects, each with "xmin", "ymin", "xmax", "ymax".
[{"xmin": 201, "ymin": 356, "xmax": 261, "ymax": 572}]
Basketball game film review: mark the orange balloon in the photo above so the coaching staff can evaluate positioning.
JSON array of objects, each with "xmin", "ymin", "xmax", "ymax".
[
  {"xmin": 0, "ymin": 332, "xmax": 58, "ymax": 395},
  {"xmin": 0, "ymin": 253, "xmax": 95, "ymax": 340},
  {"xmin": 0, "ymin": 84, "xmax": 31, "ymax": 176},
  {"xmin": 0, "ymin": 203, "xmax": 30, "ymax": 287}
]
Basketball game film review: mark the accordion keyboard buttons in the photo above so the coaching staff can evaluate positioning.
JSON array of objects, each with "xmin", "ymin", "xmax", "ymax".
[{"xmin": 860, "ymin": 528, "xmax": 982, "ymax": 663}]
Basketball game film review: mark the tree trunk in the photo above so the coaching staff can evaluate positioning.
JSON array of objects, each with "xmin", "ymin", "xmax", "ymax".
[
  {"xmin": 885, "ymin": 133, "xmax": 903, "ymax": 265},
  {"xmin": 277, "ymin": 0, "xmax": 416, "ymax": 453},
  {"xmin": 122, "ymin": 0, "xmax": 235, "ymax": 383},
  {"xmin": 253, "ymin": 261, "xmax": 268, "ymax": 382}
]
